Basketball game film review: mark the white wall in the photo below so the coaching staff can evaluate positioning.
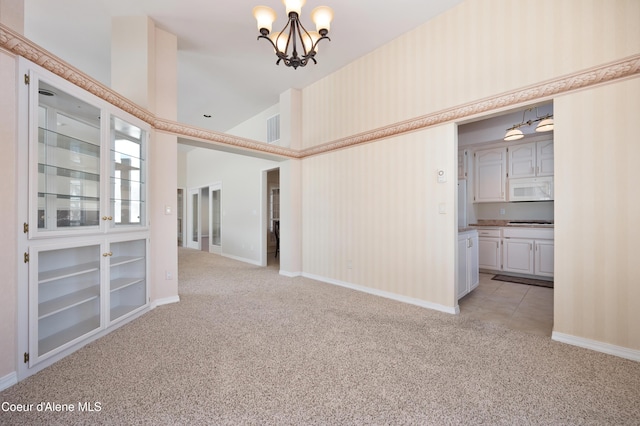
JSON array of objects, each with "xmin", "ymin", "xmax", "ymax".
[
  {"xmin": 186, "ymin": 148, "xmax": 280, "ymax": 264},
  {"xmin": 225, "ymin": 104, "xmax": 279, "ymax": 142}
]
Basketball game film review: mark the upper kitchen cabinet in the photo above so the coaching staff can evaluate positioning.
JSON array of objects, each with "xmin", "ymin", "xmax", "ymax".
[
  {"xmin": 508, "ymin": 139, "xmax": 554, "ymax": 179},
  {"xmin": 474, "ymin": 147, "xmax": 507, "ymax": 202},
  {"xmin": 28, "ymin": 70, "xmax": 148, "ymax": 239}
]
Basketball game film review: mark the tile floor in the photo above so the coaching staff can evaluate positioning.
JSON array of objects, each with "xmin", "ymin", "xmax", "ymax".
[{"xmin": 458, "ymin": 273, "xmax": 554, "ymax": 336}]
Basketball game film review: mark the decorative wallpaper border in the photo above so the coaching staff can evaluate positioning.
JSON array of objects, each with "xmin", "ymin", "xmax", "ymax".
[
  {"xmin": 300, "ymin": 54, "xmax": 640, "ymax": 157},
  {"xmin": 2, "ymin": 23, "xmax": 639, "ymax": 160}
]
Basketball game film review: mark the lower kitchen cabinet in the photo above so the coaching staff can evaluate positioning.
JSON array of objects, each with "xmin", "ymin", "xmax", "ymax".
[
  {"xmin": 502, "ymin": 227, "xmax": 554, "ymax": 278},
  {"xmin": 535, "ymin": 240, "xmax": 555, "ymax": 277},
  {"xmin": 458, "ymin": 230, "xmax": 479, "ymax": 300},
  {"xmin": 477, "ymin": 228, "xmax": 502, "ymax": 271},
  {"xmin": 502, "ymin": 238, "xmax": 535, "ymax": 275},
  {"xmin": 28, "ymin": 237, "xmax": 148, "ymax": 367}
]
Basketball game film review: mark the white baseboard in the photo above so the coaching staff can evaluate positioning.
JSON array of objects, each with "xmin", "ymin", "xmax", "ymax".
[
  {"xmin": 0, "ymin": 372, "xmax": 17, "ymax": 391},
  {"xmin": 552, "ymin": 332, "xmax": 640, "ymax": 362},
  {"xmin": 151, "ymin": 295, "xmax": 180, "ymax": 309},
  {"xmin": 279, "ymin": 270, "xmax": 302, "ymax": 278},
  {"xmin": 221, "ymin": 253, "xmax": 262, "ymax": 266},
  {"xmin": 302, "ymin": 272, "xmax": 458, "ymax": 315}
]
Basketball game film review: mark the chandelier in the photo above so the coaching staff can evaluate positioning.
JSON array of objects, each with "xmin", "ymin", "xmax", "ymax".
[
  {"xmin": 504, "ymin": 107, "xmax": 554, "ymax": 141},
  {"xmin": 253, "ymin": 0, "xmax": 334, "ymax": 69}
]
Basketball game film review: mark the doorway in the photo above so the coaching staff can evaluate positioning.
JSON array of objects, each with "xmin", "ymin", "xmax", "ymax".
[
  {"xmin": 264, "ymin": 168, "xmax": 280, "ymax": 267},
  {"xmin": 456, "ymin": 102, "xmax": 555, "ymax": 336},
  {"xmin": 187, "ymin": 183, "xmax": 222, "ymax": 253}
]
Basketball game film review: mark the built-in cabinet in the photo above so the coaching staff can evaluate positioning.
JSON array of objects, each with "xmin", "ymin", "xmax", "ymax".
[
  {"xmin": 457, "ymin": 230, "xmax": 479, "ymax": 300},
  {"xmin": 458, "ymin": 149, "xmax": 468, "ymax": 179},
  {"xmin": 22, "ymin": 60, "xmax": 150, "ymax": 368},
  {"xmin": 473, "ymin": 138, "xmax": 553, "ymax": 203},
  {"xmin": 474, "ymin": 147, "xmax": 507, "ymax": 202},
  {"xmin": 497, "ymin": 227, "xmax": 554, "ymax": 278},
  {"xmin": 477, "ymin": 228, "xmax": 502, "ymax": 271},
  {"xmin": 508, "ymin": 140, "xmax": 554, "ymax": 178}
]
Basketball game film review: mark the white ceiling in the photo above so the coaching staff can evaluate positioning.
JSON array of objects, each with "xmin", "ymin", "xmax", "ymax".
[{"xmin": 23, "ymin": 0, "xmax": 464, "ymax": 133}]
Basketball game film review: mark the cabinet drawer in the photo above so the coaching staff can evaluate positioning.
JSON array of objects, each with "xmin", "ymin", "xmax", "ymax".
[
  {"xmin": 476, "ymin": 228, "xmax": 501, "ymax": 238},
  {"xmin": 503, "ymin": 227, "xmax": 554, "ymax": 239}
]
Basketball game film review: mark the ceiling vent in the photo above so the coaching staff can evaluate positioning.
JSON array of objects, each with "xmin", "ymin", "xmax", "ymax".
[{"xmin": 267, "ymin": 114, "xmax": 280, "ymax": 144}]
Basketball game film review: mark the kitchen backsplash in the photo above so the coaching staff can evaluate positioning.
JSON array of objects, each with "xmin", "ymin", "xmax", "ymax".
[{"xmin": 474, "ymin": 201, "xmax": 554, "ymax": 221}]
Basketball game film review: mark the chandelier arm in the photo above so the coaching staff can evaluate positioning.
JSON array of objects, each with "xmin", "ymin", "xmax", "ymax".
[
  {"xmin": 257, "ymin": 34, "xmax": 278, "ymax": 52},
  {"xmin": 310, "ymin": 35, "xmax": 330, "ymax": 52}
]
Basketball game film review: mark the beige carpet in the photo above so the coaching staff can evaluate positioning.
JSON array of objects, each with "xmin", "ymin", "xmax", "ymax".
[{"xmin": 1, "ymin": 248, "xmax": 639, "ymax": 425}]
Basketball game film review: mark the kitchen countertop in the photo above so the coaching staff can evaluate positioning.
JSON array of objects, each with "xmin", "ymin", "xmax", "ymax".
[
  {"xmin": 469, "ymin": 219, "xmax": 554, "ymax": 228},
  {"xmin": 458, "ymin": 227, "xmax": 478, "ymax": 233}
]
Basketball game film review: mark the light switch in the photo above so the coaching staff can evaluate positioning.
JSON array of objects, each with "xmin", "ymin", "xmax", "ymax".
[
  {"xmin": 439, "ymin": 203, "xmax": 446, "ymax": 214},
  {"xmin": 165, "ymin": 206, "xmax": 172, "ymax": 215},
  {"xmin": 437, "ymin": 169, "xmax": 446, "ymax": 183}
]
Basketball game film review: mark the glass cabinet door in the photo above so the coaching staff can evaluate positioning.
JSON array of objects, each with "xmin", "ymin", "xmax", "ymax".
[
  {"xmin": 110, "ymin": 116, "xmax": 146, "ymax": 228},
  {"xmin": 36, "ymin": 80, "xmax": 102, "ymax": 232}
]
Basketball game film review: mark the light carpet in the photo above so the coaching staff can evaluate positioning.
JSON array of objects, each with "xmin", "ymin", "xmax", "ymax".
[{"xmin": 1, "ymin": 248, "xmax": 638, "ymax": 425}]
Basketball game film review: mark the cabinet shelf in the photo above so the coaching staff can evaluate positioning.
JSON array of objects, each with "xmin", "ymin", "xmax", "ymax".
[
  {"xmin": 38, "ymin": 163, "xmax": 100, "ymax": 181},
  {"xmin": 38, "ymin": 315, "xmax": 100, "ymax": 356},
  {"xmin": 110, "ymin": 277, "xmax": 144, "ymax": 293},
  {"xmin": 38, "ymin": 127, "xmax": 100, "ymax": 156},
  {"xmin": 37, "ymin": 192, "xmax": 100, "ymax": 202},
  {"xmin": 39, "ymin": 261, "xmax": 100, "ymax": 284},
  {"xmin": 110, "ymin": 304, "xmax": 143, "ymax": 321},
  {"xmin": 38, "ymin": 287, "xmax": 100, "ymax": 319},
  {"xmin": 110, "ymin": 255, "xmax": 144, "ymax": 267}
]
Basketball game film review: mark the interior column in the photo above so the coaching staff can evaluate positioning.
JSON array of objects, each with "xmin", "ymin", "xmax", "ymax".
[{"xmin": 111, "ymin": 17, "xmax": 180, "ymax": 305}]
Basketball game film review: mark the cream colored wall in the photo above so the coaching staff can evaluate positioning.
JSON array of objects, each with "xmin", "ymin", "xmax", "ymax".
[
  {"xmin": 554, "ymin": 78, "xmax": 640, "ymax": 350},
  {"xmin": 299, "ymin": 0, "xmax": 640, "ymax": 348},
  {"xmin": 303, "ymin": 125, "xmax": 457, "ymax": 308},
  {"xmin": 302, "ymin": 0, "xmax": 640, "ymax": 148},
  {"xmin": 0, "ymin": 49, "xmax": 18, "ymax": 380},
  {"xmin": 149, "ymin": 27, "xmax": 179, "ymax": 303}
]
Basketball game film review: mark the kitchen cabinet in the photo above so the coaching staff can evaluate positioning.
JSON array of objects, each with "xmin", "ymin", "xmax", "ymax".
[
  {"xmin": 502, "ymin": 227, "xmax": 554, "ymax": 278},
  {"xmin": 474, "ymin": 147, "xmax": 507, "ymax": 202},
  {"xmin": 502, "ymin": 238, "xmax": 535, "ymax": 274},
  {"xmin": 457, "ymin": 230, "xmax": 479, "ymax": 300},
  {"xmin": 534, "ymin": 240, "xmax": 555, "ymax": 277},
  {"xmin": 508, "ymin": 139, "xmax": 554, "ymax": 179},
  {"xmin": 458, "ymin": 149, "xmax": 468, "ymax": 179},
  {"xmin": 477, "ymin": 228, "xmax": 502, "ymax": 271},
  {"xmin": 22, "ymin": 60, "xmax": 150, "ymax": 369}
]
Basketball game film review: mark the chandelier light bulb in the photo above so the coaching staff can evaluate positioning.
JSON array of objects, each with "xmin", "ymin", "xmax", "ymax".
[
  {"xmin": 270, "ymin": 31, "xmax": 289, "ymax": 53},
  {"xmin": 253, "ymin": 6, "xmax": 277, "ymax": 34},
  {"xmin": 283, "ymin": 0, "xmax": 306, "ymax": 16},
  {"xmin": 311, "ymin": 6, "xmax": 334, "ymax": 34}
]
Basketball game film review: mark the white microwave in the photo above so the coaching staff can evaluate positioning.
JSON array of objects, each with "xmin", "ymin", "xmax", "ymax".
[{"xmin": 508, "ymin": 177, "xmax": 554, "ymax": 202}]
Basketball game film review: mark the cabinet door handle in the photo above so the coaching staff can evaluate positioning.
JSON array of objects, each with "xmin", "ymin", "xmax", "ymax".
[
  {"xmin": 103, "ymin": 252, "xmax": 113, "ymax": 257},
  {"xmin": 102, "ymin": 216, "xmax": 108, "ymax": 221},
  {"xmin": 108, "ymin": 216, "xmax": 113, "ymax": 221}
]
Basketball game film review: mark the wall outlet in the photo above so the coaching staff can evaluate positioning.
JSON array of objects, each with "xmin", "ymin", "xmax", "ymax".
[
  {"xmin": 499, "ymin": 208, "xmax": 506, "ymax": 215},
  {"xmin": 165, "ymin": 271, "xmax": 173, "ymax": 280}
]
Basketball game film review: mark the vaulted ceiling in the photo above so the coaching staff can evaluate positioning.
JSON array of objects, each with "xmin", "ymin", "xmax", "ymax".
[{"xmin": 24, "ymin": 0, "xmax": 464, "ymax": 133}]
